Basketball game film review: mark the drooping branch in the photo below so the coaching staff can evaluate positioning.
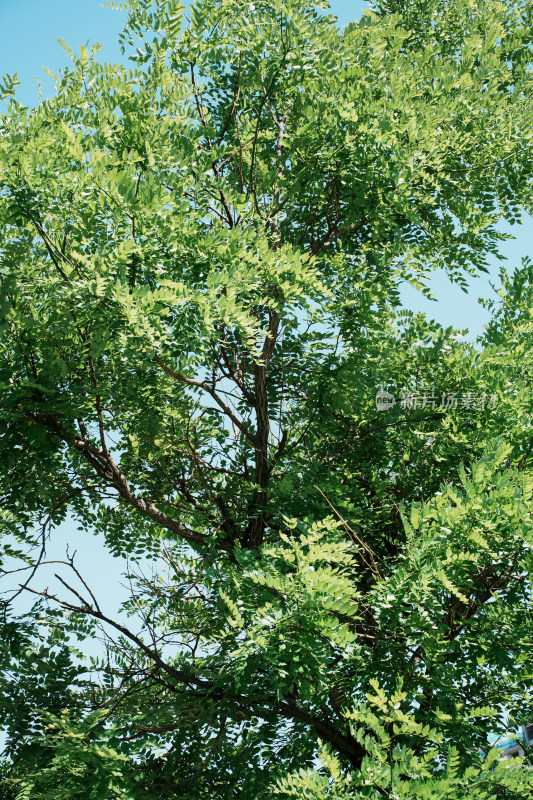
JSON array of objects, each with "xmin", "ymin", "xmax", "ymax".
[
  {"xmin": 22, "ymin": 581, "xmax": 214, "ymax": 691},
  {"xmin": 24, "ymin": 409, "xmax": 228, "ymax": 552},
  {"xmin": 22, "ymin": 577, "xmax": 368, "ymax": 771}
]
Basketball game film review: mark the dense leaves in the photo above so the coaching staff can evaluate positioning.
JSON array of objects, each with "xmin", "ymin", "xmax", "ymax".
[{"xmin": 1, "ymin": 0, "xmax": 533, "ymax": 797}]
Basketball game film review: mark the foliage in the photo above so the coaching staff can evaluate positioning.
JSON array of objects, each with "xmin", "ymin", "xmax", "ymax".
[{"xmin": 1, "ymin": 0, "xmax": 533, "ymax": 796}]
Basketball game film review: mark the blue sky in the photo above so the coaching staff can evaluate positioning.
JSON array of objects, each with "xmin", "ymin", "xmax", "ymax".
[{"xmin": 0, "ymin": 0, "xmax": 531, "ymax": 625}]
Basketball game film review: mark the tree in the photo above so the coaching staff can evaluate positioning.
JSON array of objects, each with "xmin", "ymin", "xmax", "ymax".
[{"xmin": 1, "ymin": 0, "xmax": 533, "ymax": 796}]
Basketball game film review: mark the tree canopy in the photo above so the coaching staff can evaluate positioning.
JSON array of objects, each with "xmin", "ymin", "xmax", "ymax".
[{"xmin": 1, "ymin": 0, "xmax": 533, "ymax": 797}]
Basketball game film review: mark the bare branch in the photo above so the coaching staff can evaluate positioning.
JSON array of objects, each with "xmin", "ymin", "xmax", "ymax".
[{"xmin": 153, "ymin": 353, "xmax": 256, "ymax": 445}]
